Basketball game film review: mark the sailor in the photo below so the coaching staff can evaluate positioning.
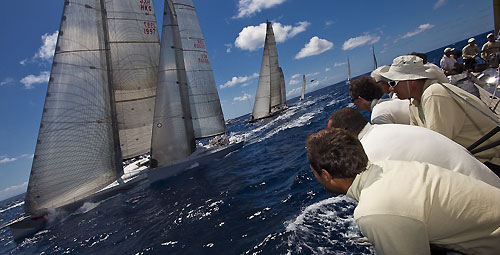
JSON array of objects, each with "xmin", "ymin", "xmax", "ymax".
[
  {"xmin": 439, "ymin": 47, "xmax": 457, "ymax": 75},
  {"xmin": 349, "ymin": 75, "xmax": 410, "ymax": 125},
  {"xmin": 462, "ymin": 38, "xmax": 480, "ymax": 70},
  {"xmin": 327, "ymin": 107, "xmax": 500, "ymax": 188},
  {"xmin": 370, "ymin": 65, "xmax": 392, "ymax": 98},
  {"xmin": 306, "ymin": 128, "xmax": 500, "ymax": 255},
  {"xmin": 382, "ymin": 55, "xmax": 500, "ymax": 174},
  {"xmin": 481, "ymin": 33, "xmax": 500, "ymax": 66}
]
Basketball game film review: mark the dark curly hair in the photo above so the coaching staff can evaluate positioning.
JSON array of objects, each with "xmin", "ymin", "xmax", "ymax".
[
  {"xmin": 349, "ymin": 75, "xmax": 383, "ymax": 101},
  {"xmin": 306, "ymin": 128, "xmax": 368, "ymax": 178},
  {"xmin": 328, "ymin": 107, "xmax": 368, "ymax": 135}
]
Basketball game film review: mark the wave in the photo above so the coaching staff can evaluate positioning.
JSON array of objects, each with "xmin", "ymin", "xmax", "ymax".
[{"xmin": 0, "ymin": 201, "xmax": 24, "ymax": 214}]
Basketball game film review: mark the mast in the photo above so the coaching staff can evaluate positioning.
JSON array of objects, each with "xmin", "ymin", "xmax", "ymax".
[
  {"xmin": 301, "ymin": 75, "xmax": 306, "ymax": 100},
  {"xmin": 151, "ymin": 0, "xmax": 196, "ymax": 167},
  {"xmin": 106, "ymin": 0, "xmax": 161, "ymax": 159},
  {"xmin": 495, "ymin": 0, "xmax": 500, "ymax": 37},
  {"xmin": 25, "ymin": 0, "xmax": 121, "ymax": 214},
  {"xmin": 174, "ymin": 0, "xmax": 226, "ymax": 138}
]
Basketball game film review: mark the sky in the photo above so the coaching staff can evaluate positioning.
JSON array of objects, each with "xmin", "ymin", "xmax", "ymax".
[{"xmin": 0, "ymin": 0, "xmax": 495, "ymax": 200}]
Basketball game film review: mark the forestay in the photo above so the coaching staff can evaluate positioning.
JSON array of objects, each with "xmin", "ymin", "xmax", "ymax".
[
  {"xmin": 25, "ymin": 0, "xmax": 121, "ymax": 215},
  {"xmin": 106, "ymin": 0, "xmax": 160, "ymax": 159}
]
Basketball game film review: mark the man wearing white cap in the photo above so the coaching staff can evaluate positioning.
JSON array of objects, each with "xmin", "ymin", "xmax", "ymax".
[
  {"xmin": 481, "ymin": 33, "xmax": 500, "ymax": 66},
  {"xmin": 462, "ymin": 38, "xmax": 480, "ymax": 70},
  {"xmin": 439, "ymin": 47, "xmax": 457, "ymax": 75},
  {"xmin": 370, "ymin": 65, "xmax": 392, "ymax": 96},
  {"xmin": 382, "ymin": 55, "xmax": 500, "ymax": 174}
]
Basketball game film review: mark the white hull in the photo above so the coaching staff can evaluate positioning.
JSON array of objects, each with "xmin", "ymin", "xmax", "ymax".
[{"xmin": 148, "ymin": 141, "xmax": 244, "ymax": 184}]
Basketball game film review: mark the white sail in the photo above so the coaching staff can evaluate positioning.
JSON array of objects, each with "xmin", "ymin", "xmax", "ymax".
[
  {"xmin": 301, "ymin": 75, "xmax": 306, "ymax": 100},
  {"xmin": 150, "ymin": 0, "xmax": 196, "ymax": 167},
  {"xmin": 252, "ymin": 21, "xmax": 285, "ymax": 120},
  {"xmin": 25, "ymin": 0, "xmax": 122, "ymax": 215},
  {"xmin": 372, "ymin": 45, "xmax": 378, "ymax": 70},
  {"xmin": 106, "ymin": 0, "xmax": 161, "ymax": 159},
  {"xmin": 279, "ymin": 67, "xmax": 286, "ymax": 105},
  {"xmin": 174, "ymin": 0, "xmax": 226, "ymax": 138},
  {"xmin": 347, "ymin": 57, "xmax": 352, "ymax": 84}
]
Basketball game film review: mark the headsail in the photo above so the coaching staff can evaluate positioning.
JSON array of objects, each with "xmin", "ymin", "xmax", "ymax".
[
  {"xmin": 25, "ymin": 0, "xmax": 122, "ymax": 215},
  {"xmin": 301, "ymin": 75, "xmax": 306, "ymax": 100},
  {"xmin": 151, "ymin": 0, "xmax": 196, "ymax": 167},
  {"xmin": 106, "ymin": 0, "xmax": 161, "ymax": 159},
  {"xmin": 174, "ymin": 0, "xmax": 226, "ymax": 138},
  {"xmin": 279, "ymin": 67, "xmax": 286, "ymax": 105}
]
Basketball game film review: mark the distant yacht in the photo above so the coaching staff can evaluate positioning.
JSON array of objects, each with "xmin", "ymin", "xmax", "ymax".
[
  {"xmin": 300, "ymin": 75, "xmax": 306, "ymax": 100},
  {"xmin": 250, "ymin": 21, "xmax": 287, "ymax": 122},
  {"xmin": 346, "ymin": 57, "xmax": 352, "ymax": 85}
]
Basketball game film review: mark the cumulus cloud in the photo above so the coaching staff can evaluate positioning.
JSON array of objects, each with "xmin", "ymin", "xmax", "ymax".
[
  {"xmin": 20, "ymin": 71, "xmax": 50, "ymax": 89},
  {"xmin": 396, "ymin": 24, "xmax": 435, "ymax": 42},
  {"xmin": 342, "ymin": 34, "xmax": 380, "ymax": 51},
  {"xmin": 0, "ymin": 154, "xmax": 32, "ymax": 164},
  {"xmin": 220, "ymin": 73, "xmax": 259, "ymax": 89},
  {"xmin": 1, "ymin": 78, "xmax": 14, "ymax": 86},
  {"xmin": 225, "ymin": 43, "xmax": 233, "ymax": 53},
  {"xmin": 289, "ymin": 73, "xmax": 302, "ymax": 86},
  {"xmin": 433, "ymin": 0, "xmax": 447, "ymax": 9},
  {"xmin": 233, "ymin": 93, "xmax": 252, "ymax": 101},
  {"xmin": 325, "ymin": 67, "xmax": 331, "ymax": 72},
  {"xmin": 295, "ymin": 36, "xmax": 334, "ymax": 59},
  {"xmin": 235, "ymin": 21, "xmax": 310, "ymax": 51},
  {"xmin": 334, "ymin": 62, "xmax": 347, "ymax": 67},
  {"xmin": 286, "ymin": 79, "xmax": 320, "ymax": 97},
  {"xmin": 0, "ymin": 182, "xmax": 28, "ymax": 200},
  {"xmin": 234, "ymin": 0, "xmax": 287, "ymax": 19},
  {"xmin": 20, "ymin": 31, "xmax": 58, "ymax": 66}
]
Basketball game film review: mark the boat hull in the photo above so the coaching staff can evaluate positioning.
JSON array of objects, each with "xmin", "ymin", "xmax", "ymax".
[{"xmin": 148, "ymin": 141, "xmax": 244, "ymax": 184}]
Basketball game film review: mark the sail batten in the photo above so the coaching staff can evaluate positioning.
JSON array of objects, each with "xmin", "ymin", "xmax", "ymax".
[{"xmin": 25, "ymin": 0, "xmax": 122, "ymax": 215}]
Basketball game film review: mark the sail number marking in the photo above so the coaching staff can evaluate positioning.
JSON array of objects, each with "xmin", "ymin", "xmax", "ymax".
[
  {"xmin": 194, "ymin": 39, "xmax": 206, "ymax": 50},
  {"xmin": 143, "ymin": 21, "xmax": 156, "ymax": 35},
  {"xmin": 140, "ymin": 0, "xmax": 152, "ymax": 13},
  {"xmin": 198, "ymin": 54, "xmax": 209, "ymax": 64}
]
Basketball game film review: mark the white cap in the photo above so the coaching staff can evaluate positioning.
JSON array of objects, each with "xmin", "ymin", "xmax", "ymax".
[
  {"xmin": 382, "ymin": 55, "xmax": 436, "ymax": 81},
  {"xmin": 444, "ymin": 47, "xmax": 455, "ymax": 53},
  {"xmin": 468, "ymin": 38, "xmax": 476, "ymax": 43}
]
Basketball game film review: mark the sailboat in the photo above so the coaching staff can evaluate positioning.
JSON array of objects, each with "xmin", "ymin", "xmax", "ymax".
[
  {"xmin": 300, "ymin": 75, "xmax": 306, "ymax": 100},
  {"xmin": 346, "ymin": 57, "xmax": 352, "ymax": 85},
  {"xmin": 7, "ymin": 0, "xmax": 161, "ymax": 240},
  {"xmin": 372, "ymin": 45, "xmax": 378, "ymax": 70},
  {"xmin": 250, "ymin": 21, "xmax": 287, "ymax": 122},
  {"xmin": 146, "ymin": 0, "xmax": 244, "ymax": 184}
]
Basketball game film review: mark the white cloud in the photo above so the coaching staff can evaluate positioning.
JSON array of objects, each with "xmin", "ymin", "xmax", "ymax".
[
  {"xmin": 286, "ymin": 79, "xmax": 320, "ymax": 97},
  {"xmin": 233, "ymin": 93, "xmax": 252, "ymax": 101},
  {"xmin": 342, "ymin": 34, "xmax": 380, "ymax": 51},
  {"xmin": 234, "ymin": 0, "xmax": 287, "ymax": 19},
  {"xmin": 433, "ymin": 0, "xmax": 447, "ymax": 9},
  {"xmin": 325, "ymin": 20, "xmax": 334, "ymax": 27},
  {"xmin": 1, "ymin": 78, "xmax": 14, "ymax": 86},
  {"xmin": 220, "ymin": 73, "xmax": 259, "ymax": 89},
  {"xmin": 0, "ymin": 182, "xmax": 28, "ymax": 200},
  {"xmin": 306, "ymin": 72, "xmax": 320, "ymax": 77},
  {"xmin": 396, "ymin": 24, "xmax": 435, "ymax": 42},
  {"xmin": 334, "ymin": 62, "xmax": 347, "ymax": 67},
  {"xmin": 0, "ymin": 154, "xmax": 32, "ymax": 164},
  {"xmin": 290, "ymin": 73, "xmax": 301, "ymax": 79},
  {"xmin": 241, "ymin": 83, "xmax": 250, "ymax": 87},
  {"xmin": 295, "ymin": 36, "xmax": 334, "ymax": 59},
  {"xmin": 225, "ymin": 43, "xmax": 233, "ymax": 53},
  {"xmin": 325, "ymin": 67, "xmax": 331, "ymax": 72},
  {"xmin": 35, "ymin": 31, "xmax": 58, "ymax": 61},
  {"xmin": 235, "ymin": 21, "xmax": 310, "ymax": 51},
  {"xmin": 20, "ymin": 71, "xmax": 50, "ymax": 89}
]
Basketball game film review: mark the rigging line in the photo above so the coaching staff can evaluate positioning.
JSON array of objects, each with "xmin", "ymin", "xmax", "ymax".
[{"xmin": 108, "ymin": 41, "xmax": 159, "ymax": 44}]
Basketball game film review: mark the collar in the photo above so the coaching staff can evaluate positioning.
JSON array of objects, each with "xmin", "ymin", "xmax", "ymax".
[
  {"xmin": 357, "ymin": 123, "xmax": 372, "ymax": 140},
  {"xmin": 370, "ymin": 99, "xmax": 379, "ymax": 111},
  {"xmin": 346, "ymin": 162, "xmax": 383, "ymax": 202}
]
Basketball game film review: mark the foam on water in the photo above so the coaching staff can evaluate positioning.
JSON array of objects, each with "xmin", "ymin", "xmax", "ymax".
[{"xmin": 0, "ymin": 201, "xmax": 24, "ymax": 214}]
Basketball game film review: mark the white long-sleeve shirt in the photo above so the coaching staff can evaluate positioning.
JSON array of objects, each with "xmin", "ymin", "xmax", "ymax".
[{"xmin": 346, "ymin": 160, "xmax": 500, "ymax": 254}]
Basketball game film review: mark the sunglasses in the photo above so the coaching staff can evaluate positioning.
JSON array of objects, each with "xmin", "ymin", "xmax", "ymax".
[{"xmin": 388, "ymin": 80, "xmax": 401, "ymax": 87}]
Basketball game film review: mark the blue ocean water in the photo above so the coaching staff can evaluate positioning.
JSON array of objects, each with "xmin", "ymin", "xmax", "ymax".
[{"xmin": 0, "ymin": 31, "xmax": 492, "ymax": 254}]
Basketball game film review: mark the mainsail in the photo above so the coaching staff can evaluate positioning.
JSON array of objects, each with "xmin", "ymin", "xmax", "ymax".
[
  {"xmin": 251, "ymin": 21, "xmax": 286, "ymax": 120},
  {"xmin": 372, "ymin": 46, "xmax": 378, "ymax": 70},
  {"xmin": 25, "ymin": 0, "xmax": 123, "ymax": 215},
  {"xmin": 107, "ymin": 0, "xmax": 161, "ymax": 159},
  {"xmin": 301, "ymin": 75, "xmax": 306, "ymax": 100},
  {"xmin": 151, "ymin": 0, "xmax": 226, "ymax": 167}
]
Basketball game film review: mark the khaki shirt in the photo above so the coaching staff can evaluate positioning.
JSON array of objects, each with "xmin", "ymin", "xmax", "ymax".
[
  {"xmin": 481, "ymin": 40, "xmax": 500, "ymax": 60},
  {"xmin": 346, "ymin": 160, "xmax": 500, "ymax": 255},
  {"xmin": 462, "ymin": 44, "xmax": 480, "ymax": 59},
  {"xmin": 409, "ymin": 81, "xmax": 500, "ymax": 165}
]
